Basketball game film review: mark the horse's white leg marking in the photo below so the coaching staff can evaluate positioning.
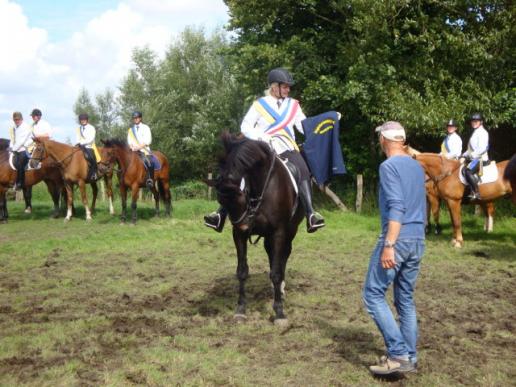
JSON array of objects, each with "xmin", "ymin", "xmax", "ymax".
[{"xmin": 109, "ymin": 197, "xmax": 115, "ymax": 215}]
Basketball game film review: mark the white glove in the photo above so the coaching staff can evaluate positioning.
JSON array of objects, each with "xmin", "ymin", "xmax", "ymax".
[{"xmin": 336, "ymin": 112, "xmax": 342, "ymax": 120}]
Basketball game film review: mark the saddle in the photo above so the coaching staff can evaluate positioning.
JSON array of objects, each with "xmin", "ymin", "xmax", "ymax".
[
  {"xmin": 459, "ymin": 161, "xmax": 498, "ymax": 186},
  {"xmin": 8, "ymin": 151, "xmax": 39, "ymax": 171},
  {"xmin": 78, "ymin": 146, "xmax": 98, "ymax": 182},
  {"xmin": 137, "ymin": 152, "xmax": 161, "ymax": 171}
]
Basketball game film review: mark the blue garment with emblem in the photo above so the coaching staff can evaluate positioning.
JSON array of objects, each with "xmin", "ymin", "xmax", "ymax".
[{"xmin": 302, "ymin": 111, "xmax": 346, "ymax": 185}]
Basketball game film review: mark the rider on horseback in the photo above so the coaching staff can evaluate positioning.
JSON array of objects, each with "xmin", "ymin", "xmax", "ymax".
[
  {"xmin": 76, "ymin": 113, "xmax": 99, "ymax": 181},
  {"xmin": 205, "ymin": 68, "xmax": 325, "ymax": 233},
  {"xmin": 127, "ymin": 111, "xmax": 154, "ymax": 189},
  {"xmin": 440, "ymin": 119, "xmax": 462, "ymax": 160},
  {"xmin": 461, "ymin": 113, "xmax": 489, "ymax": 200},
  {"xmin": 30, "ymin": 108, "xmax": 52, "ymax": 140},
  {"xmin": 9, "ymin": 112, "xmax": 32, "ymax": 190}
]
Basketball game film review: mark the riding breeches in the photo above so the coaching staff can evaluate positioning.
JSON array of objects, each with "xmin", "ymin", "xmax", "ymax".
[{"xmin": 280, "ymin": 150, "xmax": 310, "ymax": 182}]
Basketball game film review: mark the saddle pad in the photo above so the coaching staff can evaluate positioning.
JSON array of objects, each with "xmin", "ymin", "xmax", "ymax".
[
  {"xmin": 459, "ymin": 162, "xmax": 498, "ymax": 185},
  {"xmin": 150, "ymin": 154, "xmax": 161, "ymax": 171},
  {"xmin": 9, "ymin": 152, "xmax": 40, "ymax": 171},
  {"xmin": 237, "ymin": 156, "xmax": 298, "ymax": 194}
]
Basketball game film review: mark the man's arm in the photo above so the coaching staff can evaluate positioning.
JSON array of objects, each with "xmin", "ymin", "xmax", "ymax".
[{"xmin": 381, "ymin": 220, "xmax": 401, "ymax": 269}]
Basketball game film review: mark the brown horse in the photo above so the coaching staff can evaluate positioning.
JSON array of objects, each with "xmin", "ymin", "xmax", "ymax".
[
  {"xmin": 206, "ymin": 133, "xmax": 304, "ymax": 326},
  {"xmin": 425, "ymin": 177, "xmax": 496, "ymax": 235},
  {"xmin": 0, "ymin": 139, "xmax": 64, "ymax": 222},
  {"xmin": 504, "ymin": 154, "xmax": 516, "ymax": 204},
  {"xmin": 408, "ymin": 149, "xmax": 512, "ymax": 247},
  {"xmin": 100, "ymin": 139, "xmax": 171, "ymax": 224},
  {"xmin": 30, "ymin": 138, "xmax": 106, "ymax": 221}
]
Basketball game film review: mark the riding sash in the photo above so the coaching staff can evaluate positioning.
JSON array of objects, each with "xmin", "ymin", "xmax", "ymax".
[
  {"xmin": 77, "ymin": 126, "xmax": 100, "ymax": 161},
  {"xmin": 252, "ymin": 97, "xmax": 300, "ymax": 151},
  {"xmin": 441, "ymin": 137, "xmax": 450, "ymax": 155},
  {"xmin": 128, "ymin": 126, "xmax": 150, "ymax": 155}
]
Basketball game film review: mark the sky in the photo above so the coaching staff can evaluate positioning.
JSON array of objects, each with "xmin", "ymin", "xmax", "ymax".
[{"xmin": 0, "ymin": 0, "xmax": 230, "ymax": 141}]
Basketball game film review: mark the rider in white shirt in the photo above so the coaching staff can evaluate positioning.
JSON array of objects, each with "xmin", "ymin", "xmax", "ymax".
[
  {"xmin": 9, "ymin": 112, "xmax": 33, "ymax": 190},
  {"xmin": 30, "ymin": 108, "xmax": 52, "ymax": 139},
  {"xmin": 440, "ymin": 119, "xmax": 462, "ymax": 159},
  {"xmin": 461, "ymin": 113, "xmax": 489, "ymax": 200},
  {"xmin": 76, "ymin": 113, "xmax": 98, "ymax": 181},
  {"xmin": 205, "ymin": 68, "xmax": 325, "ymax": 233},
  {"xmin": 127, "ymin": 111, "xmax": 154, "ymax": 188}
]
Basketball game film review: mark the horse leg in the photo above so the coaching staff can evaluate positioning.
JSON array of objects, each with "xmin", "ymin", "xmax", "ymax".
[
  {"xmin": 433, "ymin": 198, "xmax": 442, "ymax": 235},
  {"xmin": 23, "ymin": 186, "xmax": 32, "ymax": 214},
  {"xmin": 64, "ymin": 182, "xmax": 74, "ymax": 222},
  {"xmin": 233, "ymin": 229, "xmax": 248, "ymax": 321},
  {"xmin": 161, "ymin": 180, "xmax": 172, "ymax": 217},
  {"xmin": 152, "ymin": 186, "xmax": 160, "ymax": 217},
  {"xmin": 45, "ymin": 180, "xmax": 60, "ymax": 218},
  {"xmin": 78, "ymin": 180, "xmax": 92, "ymax": 221},
  {"xmin": 447, "ymin": 199, "xmax": 463, "ymax": 248},
  {"xmin": 90, "ymin": 181, "xmax": 98, "ymax": 214},
  {"xmin": 269, "ymin": 234, "xmax": 291, "ymax": 326},
  {"xmin": 265, "ymin": 238, "xmax": 285, "ymax": 296},
  {"xmin": 105, "ymin": 175, "xmax": 115, "ymax": 215},
  {"xmin": 425, "ymin": 197, "xmax": 432, "ymax": 235},
  {"xmin": 483, "ymin": 202, "xmax": 494, "ymax": 233},
  {"xmin": 120, "ymin": 184, "xmax": 128, "ymax": 223},
  {"xmin": 130, "ymin": 185, "xmax": 139, "ymax": 224},
  {"xmin": 0, "ymin": 190, "xmax": 7, "ymax": 223}
]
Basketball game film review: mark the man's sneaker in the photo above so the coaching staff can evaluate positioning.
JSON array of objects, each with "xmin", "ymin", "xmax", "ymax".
[
  {"xmin": 204, "ymin": 212, "xmax": 224, "ymax": 233},
  {"xmin": 369, "ymin": 356, "xmax": 415, "ymax": 375},
  {"xmin": 307, "ymin": 212, "xmax": 325, "ymax": 233}
]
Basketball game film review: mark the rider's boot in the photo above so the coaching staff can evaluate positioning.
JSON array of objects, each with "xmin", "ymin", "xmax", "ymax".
[
  {"xmin": 298, "ymin": 180, "xmax": 325, "ymax": 233},
  {"xmin": 464, "ymin": 168, "xmax": 481, "ymax": 201},
  {"xmin": 145, "ymin": 157, "xmax": 154, "ymax": 189},
  {"xmin": 204, "ymin": 207, "xmax": 227, "ymax": 233}
]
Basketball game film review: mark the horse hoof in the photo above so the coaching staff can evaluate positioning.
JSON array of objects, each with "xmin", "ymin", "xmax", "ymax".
[
  {"xmin": 274, "ymin": 318, "xmax": 289, "ymax": 328},
  {"xmin": 451, "ymin": 240, "xmax": 463, "ymax": 248},
  {"xmin": 86, "ymin": 218, "xmax": 92, "ymax": 222},
  {"xmin": 64, "ymin": 218, "xmax": 71, "ymax": 223},
  {"xmin": 234, "ymin": 313, "xmax": 247, "ymax": 323},
  {"xmin": 119, "ymin": 222, "xmax": 126, "ymax": 226},
  {"xmin": 24, "ymin": 208, "xmax": 32, "ymax": 214}
]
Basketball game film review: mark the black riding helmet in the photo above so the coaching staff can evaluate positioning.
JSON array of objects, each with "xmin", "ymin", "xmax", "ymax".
[
  {"xmin": 132, "ymin": 111, "xmax": 143, "ymax": 119},
  {"xmin": 446, "ymin": 119, "xmax": 458, "ymax": 127},
  {"xmin": 267, "ymin": 68, "xmax": 295, "ymax": 86},
  {"xmin": 78, "ymin": 113, "xmax": 89, "ymax": 121},
  {"xmin": 470, "ymin": 112, "xmax": 483, "ymax": 121}
]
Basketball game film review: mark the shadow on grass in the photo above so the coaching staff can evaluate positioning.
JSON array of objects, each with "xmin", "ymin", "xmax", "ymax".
[{"xmin": 183, "ymin": 272, "xmax": 275, "ymax": 317}]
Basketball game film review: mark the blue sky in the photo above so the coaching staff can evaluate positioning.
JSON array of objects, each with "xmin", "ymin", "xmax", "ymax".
[
  {"xmin": 17, "ymin": 0, "xmax": 120, "ymax": 42},
  {"xmin": 0, "ymin": 0, "xmax": 229, "ymax": 141}
]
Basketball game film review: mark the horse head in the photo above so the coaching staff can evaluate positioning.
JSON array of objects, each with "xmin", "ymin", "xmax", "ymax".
[
  {"xmin": 29, "ymin": 137, "xmax": 47, "ymax": 169},
  {"xmin": 210, "ymin": 132, "xmax": 273, "ymax": 230}
]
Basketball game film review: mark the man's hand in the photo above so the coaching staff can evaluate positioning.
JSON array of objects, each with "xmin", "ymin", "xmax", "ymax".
[{"xmin": 381, "ymin": 247, "xmax": 396, "ymax": 269}]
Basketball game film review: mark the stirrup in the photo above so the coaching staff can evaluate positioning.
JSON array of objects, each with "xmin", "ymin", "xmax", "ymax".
[
  {"xmin": 146, "ymin": 179, "xmax": 154, "ymax": 189},
  {"xmin": 307, "ymin": 213, "xmax": 325, "ymax": 233},
  {"xmin": 204, "ymin": 212, "xmax": 224, "ymax": 233}
]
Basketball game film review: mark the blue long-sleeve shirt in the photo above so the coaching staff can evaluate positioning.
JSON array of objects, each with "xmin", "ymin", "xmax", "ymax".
[{"xmin": 379, "ymin": 155, "xmax": 426, "ymax": 240}]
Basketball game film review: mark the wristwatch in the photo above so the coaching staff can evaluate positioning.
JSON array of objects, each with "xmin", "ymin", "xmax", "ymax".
[{"xmin": 384, "ymin": 240, "xmax": 395, "ymax": 249}]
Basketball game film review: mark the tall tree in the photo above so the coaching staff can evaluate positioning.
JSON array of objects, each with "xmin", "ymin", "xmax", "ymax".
[
  {"xmin": 95, "ymin": 88, "xmax": 118, "ymax": 140},
  {"xmin": 73, "ymin": 88, "xmax": 99, "ymax": 128}
]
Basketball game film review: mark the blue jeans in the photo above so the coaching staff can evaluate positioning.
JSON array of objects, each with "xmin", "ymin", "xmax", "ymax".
[{"xmin": 363, "ymin": 238, "xmax": 425, "ymax": 363}]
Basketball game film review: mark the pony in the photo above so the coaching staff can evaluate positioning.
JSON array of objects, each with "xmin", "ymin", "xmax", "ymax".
[
  {"xmin": 504, "ymin": 154, "xmax": 516, "ymax": 204},
  {"xmin": 30, "ymin": 138, "xmax": 108, "ymax": 221},
  {"xmin": 99, "ymin": 139, "xmax": 171, "ymax": 224},
  {"xmin": 207, "ymin": 133, "xmax": 304, "ymax": 326},
  {"xmin": 407, "ymin": 147, "xmax": 512, "ymax": 247},
  {"xmin": 0, "ymin": 139, "xmax": 64, "ymax": 222}
]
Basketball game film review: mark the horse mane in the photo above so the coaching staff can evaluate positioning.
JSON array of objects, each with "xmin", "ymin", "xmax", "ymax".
[
  {"xmin": 103, "ymin": 138, "xmax": 128, "ymax": 148},
  {"xmin": 0, "ymin": 138, "xmax": 10, "ymax": 151},
  {"xmin": 219, "ymin": 132, "xmax": 272, "ymax": 180},
  {"xmin": 504, "ymin": 154, "xmax": 516, "ymax": 180}
]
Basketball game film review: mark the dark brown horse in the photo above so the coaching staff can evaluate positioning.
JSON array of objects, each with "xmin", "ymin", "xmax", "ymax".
[
  {"xmin": 100, "ymin": 139, "xmax": 171, "ymax": 224},
  {"xmin": 504, "ymin": 154, "xmax": 516, "ymax": 204},
  {"xmin": 408, "ymin": 149, "xmax": 512, "ymax": 247},
  {"xmin": 30, "ymin": 138, "xmax": 106, "ymax": 221},
  {"xmin": 0, "ymin": 139, "xmax": 64, "ymax": 222},
  {"xmin": 207, "ymin": 133, "xmax": 303, "ymax": 326}
]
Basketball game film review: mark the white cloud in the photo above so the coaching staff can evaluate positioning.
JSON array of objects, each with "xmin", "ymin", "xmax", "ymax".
[{"xmin": 0, "ymin": 0, "xmax": 229, "ymax": 141}]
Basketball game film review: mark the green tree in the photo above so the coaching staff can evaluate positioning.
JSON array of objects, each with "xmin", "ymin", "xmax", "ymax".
[
  {"xmin": 95, "ymin": 88, "xmax": 118, "ymax": 140},
  {"xmin": 73, "ymin": 88, "xmax": 99, "ymax": 128}
]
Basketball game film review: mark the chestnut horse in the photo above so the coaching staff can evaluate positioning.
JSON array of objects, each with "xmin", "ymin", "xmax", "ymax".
[
  {"xmin": 425, "ymin": 177, "xmax": 495, "ymax": 235},
  {"xmin": 100, "ymin": 139, "xmax": 171, "ymax": 224},
  {"xmin": 206, "ymin": 133, "xmax": 304, "ymax": 326},
  {"xmin": 409, "ymin": 149, "xmax": 512, "ymax": 247},
  {"xmin": 30, "ymin": 138, "xmax": 106, "ymax": 221},
  {"xmin": 0, "ymin": 139, "xmax": 64, "ymax": 222},
  {"xmin": 504, "ymin": 154, "xmax": 516, "ymax": 204}
]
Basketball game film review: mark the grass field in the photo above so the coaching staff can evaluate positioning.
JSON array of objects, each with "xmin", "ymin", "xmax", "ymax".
[{"xmin": 0, "ymin": 192, "xmax": 515, "ymax": 386}]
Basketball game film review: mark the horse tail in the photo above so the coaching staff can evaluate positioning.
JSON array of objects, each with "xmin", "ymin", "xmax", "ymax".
[{"xmin": 504, "ymin": 154, "xmax": 516, "ymax": 181}]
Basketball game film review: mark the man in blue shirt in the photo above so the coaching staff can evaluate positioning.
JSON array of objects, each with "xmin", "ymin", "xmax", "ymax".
[{"xmin": 363, "ymin": 121, "xmax": 426, "ymax": 376}]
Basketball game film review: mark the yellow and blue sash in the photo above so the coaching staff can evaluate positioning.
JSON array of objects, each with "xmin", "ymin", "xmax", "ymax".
[
  {"xmin": 77, "ymin": 126, "xmax": 100, "ymax": 161},
  {"xmin": 441, "ymin": 136, "xmax": 450, "ymax": 155},
  {"xmin": 128, "ymin": 126, "xmax": 150, "ymax": 155},
  {"xmin": 252, "ymin": 97, "xmax": 300, "ymax": 151}
]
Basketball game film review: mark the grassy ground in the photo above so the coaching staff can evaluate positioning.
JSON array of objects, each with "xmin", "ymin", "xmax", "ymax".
[{"xmin": 0, "ymin": 192, "xmax": 515, "ymax": 386}]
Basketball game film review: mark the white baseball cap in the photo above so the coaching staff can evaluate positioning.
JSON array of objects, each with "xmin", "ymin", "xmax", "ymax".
[{"xmin": 375, "ymin": 121, "xmax": 406, "ymax": 142}]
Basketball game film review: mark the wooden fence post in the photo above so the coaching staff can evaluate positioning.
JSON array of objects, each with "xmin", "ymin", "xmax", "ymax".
[
  {"xmin": 313, "ymin": 178, "xmax": 348, "ymax": 212},
  {"xmin": 208, "ymin": 172, "xmax": 212, "ymax": 200},
  {"xmin": 356, "ymin": 174, "xmax": 363, "ymax": 213}
]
